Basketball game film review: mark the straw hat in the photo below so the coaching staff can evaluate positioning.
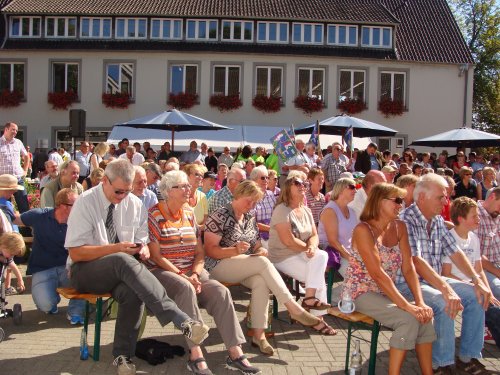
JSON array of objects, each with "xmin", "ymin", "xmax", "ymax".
[{"xmin": 0, "ymin": 174, "xmax": 24, "ymax": 191}]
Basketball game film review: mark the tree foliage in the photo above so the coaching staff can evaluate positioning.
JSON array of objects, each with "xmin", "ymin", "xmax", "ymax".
[{"xmin": 449, "ymin": 0, "xmax": 499, "ymax": 134}]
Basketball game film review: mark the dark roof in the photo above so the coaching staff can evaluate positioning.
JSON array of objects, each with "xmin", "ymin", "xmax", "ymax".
[{"xmin": 1, "ymin": 0, "xmax": 473, "ymax": 64}]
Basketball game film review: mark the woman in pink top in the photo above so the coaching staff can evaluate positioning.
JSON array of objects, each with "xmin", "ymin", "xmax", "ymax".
[{"xmin": 343, "ymin": 183, "xmax": 435, "ymax": 375}]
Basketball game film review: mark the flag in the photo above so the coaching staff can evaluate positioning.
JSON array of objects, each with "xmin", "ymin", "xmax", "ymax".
[
  {"xmin": 270, "ymin": 129, "xmax": 298, "ymax": 163},
  {"xmin": 308, "ymin": 120, "xmax": 319, "ymax": 147},
  {"xmin": 344, "ymin": 125, "xmax": 353, "ymax": 152},
  {"xmin": 287, "ymin": 124, "xmax": 296, "ymax": 145}
]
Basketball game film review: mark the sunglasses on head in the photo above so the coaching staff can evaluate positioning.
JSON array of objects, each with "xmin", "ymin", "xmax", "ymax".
[
  {"xmin": 292, "ymin": 179, "xmax": 306, "ymax": 187},
  {"xmin": 386, "ymin": 197, "xmax": 404, "ymax": 205}
]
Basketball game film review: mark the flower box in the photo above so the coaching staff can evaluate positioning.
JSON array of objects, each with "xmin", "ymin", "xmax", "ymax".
[
  {"xmin": 48, "ymin": 90, "xmax": 78, "ymax": 110},
  {"xmin": 338, "ymin": 98, "xmax": 366, "ymax": 115},
  {"xmin": 209, "ymin": 94, "xmax": 242, "ymax": 112},
  {"xmin": 167, "ymin": 92, "xmax": 198, "ymax": 109},
  {"xmin": 0, "ymin": 90, "xmax": 23, "ymax": 108},
  {"xmin": 293, "ymin": 95, "xmax": 324, "ymax": 115},
  {"xmin": 102, "ymin": 92, "xmax": 131, "ymax": 109},
  {"xmin": 378, "ymin": 98, "xmax": 405, "ymax": 117},
  {"xmin": 252, "ymin": 95, "xmax": 282, "ymax": 113}
]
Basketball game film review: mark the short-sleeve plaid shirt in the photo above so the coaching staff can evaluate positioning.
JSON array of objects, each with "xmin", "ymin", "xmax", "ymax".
[
  {"xmin": 475, "ymin": 201, "xmax": 500, "ymax": 265},
  {"xmin": 321, "ymin": 153, "xmax": 347, "ymax": 186},
  {"xmin": 0, "ymin": 136, "xmax": 27, "ymax": 178},
  {"xmin": 208, "ymin": 186, "xmax": 233, "ymax": 215},
  {"xmin": 253, "ymin": 190, "xmax": 276, "ymax": 224},
  {"xmin": 397, "ymin": 203, "xmax": 458, "ymax": 283}
]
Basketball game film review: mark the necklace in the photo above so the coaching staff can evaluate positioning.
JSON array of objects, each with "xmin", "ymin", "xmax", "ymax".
[{"xmin": 165, "ymin": 201, "xmax": 183, "ymax": 221}]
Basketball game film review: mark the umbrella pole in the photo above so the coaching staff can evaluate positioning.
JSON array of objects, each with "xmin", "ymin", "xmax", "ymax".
[{"xmin": 171, "ymin": 128, "xmax": 175, "ymax": 152}]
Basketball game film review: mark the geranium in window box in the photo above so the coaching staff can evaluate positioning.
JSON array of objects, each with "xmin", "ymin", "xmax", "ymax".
[
  {"xmin": 48, "ymin": 90, "xmax": 78, "ymax": 110},
  {"xmin": 102, "ymin": 91, "xmax": 131, "ymax": 109},
  {"xmin": 378, "ymin": 97, "xmax": 405, "ymax": 117},
  {"xmin": 252, "ymin": 95, "xmax": 281, "ymax": 113},
  {"xmin": 0, "ymin": 90, "xmax": 23, "ymax": 108},
  {"xmin": 293, "ymin": 95, "xmax": 324, "ymax": 115},
  {"xmin": 338, "ymin": 98, "xmax": 366, "ymax": 115},
  {"xmin": 209, "ymin": 94, "xmax": 242, "ymax": 112},
  {"xmin": 167, "ymin": 92, "xmax": 198, "ymax": 110}
]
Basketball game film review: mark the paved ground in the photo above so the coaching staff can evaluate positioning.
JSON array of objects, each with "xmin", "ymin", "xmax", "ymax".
[{"xmin": 0, "ymin": 271, "xmax": 499, "ymax": 375}]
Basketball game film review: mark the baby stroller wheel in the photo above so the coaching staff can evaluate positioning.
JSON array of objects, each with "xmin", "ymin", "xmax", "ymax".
[
  {"xmin": 0, "ymin": 326, "xmax": 5, "ymax": 342},
  {"xmin": 13, "ymin": 304, "xmax": 22, "ymax": 325}
]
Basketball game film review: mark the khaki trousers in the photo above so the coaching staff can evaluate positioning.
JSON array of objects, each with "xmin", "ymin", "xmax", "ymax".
[{"xmin": 210, "ymin": 255, "xmax": 293, "ymax": 329}]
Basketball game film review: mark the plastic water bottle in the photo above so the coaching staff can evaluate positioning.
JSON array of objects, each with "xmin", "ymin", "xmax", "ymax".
[
  {"xmin": 80, "ymin": 328, "xmax": 89, "ymax": 360},
  {"xmin": 349, "ymin": 339, "xmax": 362, "ymax": 374}
]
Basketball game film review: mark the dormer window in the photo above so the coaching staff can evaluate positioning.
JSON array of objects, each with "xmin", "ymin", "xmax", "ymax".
[
  {"xmin": 186, "ymin": 19, "xmax": 218, "ymax": 41},
  {"xmin": 222, "ymin": 20, "xmax": 253, "ymax": 42},
  {"xmin": 151, "ymin": 19, "xmax": 182, "ymax": 40},
  {"xmin": 10, "ymin": 17, "xmax": 41, "ymax": 38},
  {"xmin": 116, "ymin": 18, "xmax": 147, "ymax": 39},
  {"xmin": 80, "ymin": 18, "xmax": 112, "ymax": 38},
  {"xmin": 292, "ymin": 23, "xmax": 323, "ymax": 44},
  {"xmin": 257, "ymin": 22, "xmax": 288, "ymax": 43},
  {"xmin": 46, "ymin": 17, "xmax": 77, "ymax": 38},
  {"xmin": 327, "ymin": 25, "xmax": 357, "ymax": 46},
  {"xmin": 361, "ymin": 26, "xmax": 392, "ymax": 48}
]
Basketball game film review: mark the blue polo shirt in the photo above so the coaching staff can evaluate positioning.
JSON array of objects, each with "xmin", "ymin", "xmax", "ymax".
[{"xmin": 20, "ymin": 208, "xmax": 68, "ymax": 275}]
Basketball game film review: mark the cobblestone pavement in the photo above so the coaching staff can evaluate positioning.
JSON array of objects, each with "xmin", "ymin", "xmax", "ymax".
[{"xmin": 0, "ymin": 273, "xmax": 499, "ymax": 375}]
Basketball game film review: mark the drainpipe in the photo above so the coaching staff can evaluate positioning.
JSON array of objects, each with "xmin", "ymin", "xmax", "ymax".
[{"xmin": 461, "ymin": 64, "xmax": 469, "ymax": 127}]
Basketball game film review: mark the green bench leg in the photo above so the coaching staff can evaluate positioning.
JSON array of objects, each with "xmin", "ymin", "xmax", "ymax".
[
  {"xmin": 368, "ymin": 321, "xmax": 381, "ymax": 375},
  {"xmin": 92, "ymin": 297, "xmax": 103, "ymax": 361},
  {"xmin": 326, "ymin": 269, "xmax": 335, "ymax": 305},
  {"xmin": 344, "ymin": 322, "xmax": 353, "ymax": 374}
]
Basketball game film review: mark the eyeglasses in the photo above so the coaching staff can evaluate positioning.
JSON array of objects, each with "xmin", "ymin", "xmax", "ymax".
[
  {"xmin": 109, "ymin": 180, "xmax": 132, "ymax": 196},
  {"xmin": 193, "ymin": 173, "xmax": 203, "ymax": 178},
  {"xmin": 260, "ymin": 176, "xmax": 269, "ymax": 181},
  {"xmin": 229, "ymin": 177, "xmax": 245, "ymax": 183},
  {"xmin": 347, "ymin": 184, "xmax": 356, "ymax": 190},
  {"xmin": 464, "ymin": 173, "xmax": 472, "ymax": 176},
  {"xmin": 292, "ymin": 179, "xmax": 309, "ymax": 188},
  {"xmin": 172, "ymin": 184, "xmax": 192, "ymax": 190},
  {"xmin": 385, "ymin": 197, "xmax": 404, "ymax": 205}
]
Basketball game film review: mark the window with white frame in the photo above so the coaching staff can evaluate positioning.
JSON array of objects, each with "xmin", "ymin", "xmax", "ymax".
[
  {"xmin": 9, "ymin": 17, "xmax": 41, "ymax": 37},
  {"xmin": 257, "ymin": 22, "xmax": 288, "ymax": 43},
  {"xmin": 327, "ymin": 24, "xmax": 357, "ymax": 45},
  {"xmin": 222, "ymin": 20, "xmax": 253, "ymax": 42},
  {"xmin": 105, "ymin": 62, "xmax": 135, "ymax": 97},
  {"xmin": 186, "ymin": 19, "xmax": 218, "ymax": 40},
  {"xmin": 116, "ymin": 18, "xmax": 147, "ymax": 39},
  {"xmin": 46, "ymin": 17, "xmax": 77, "ymax": 38},
  {"xmin": 170, "ymin": 64, "xmax": 198, "ymax": 95},
  {"xmin": 339, "ymin": 69, "xmax": 366, "ymax": 101},
  {"xmin": 380, "ymin": 71, "xmax": 406, "ymax": 105},
  {"xmin": 80, "ymin": 17, "xmax": 112, "ymax": 38},
  {"xmin": 151, "ymin": 19, "xmax": 182, "ymax": 39},
  {"xmin": 361, "ymin": 26, "xmax": 392, "ymax": 47},
  {"xmin": 297, "ymin": 68, "xmax": 325, "ymax": 100},
  {"xmin": 213, "ymin": 65, "xmax": 241, "ymax": 96},
  {"xmin": 51, "ymin": 62, "xmax": 79, "ymax": 96},
  {"xmin": 255, "ymin": 66, "xmax": 283, "ymax": 99},
  {"xmin": 292, "ymin": 23, "xmax": 323, "ymax": 44},
  {"xmin": 0, "ymin": 62, "xmax": 25, "ymax": 97}
]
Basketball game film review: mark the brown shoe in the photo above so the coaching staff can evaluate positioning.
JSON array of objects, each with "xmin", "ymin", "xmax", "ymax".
[
  {"xmin": 433, "ymin": 365, "xmax": 454, "ymax": 375},
  {"xmin": 251, "ymin": 337, "xmax": 274, "ymax": 356},
  {"xmin": 455, "ymin": 358, "xmax": 491, "ymax": 374},
  {"xmin": 289, "ymin": 310, "xmax": 321, "ymax": 327}
]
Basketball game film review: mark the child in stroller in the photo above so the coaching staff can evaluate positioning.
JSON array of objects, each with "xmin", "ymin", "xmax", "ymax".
[{"xmin": 0, "ymin": 232, "xmax": 25, "ymax": 342}]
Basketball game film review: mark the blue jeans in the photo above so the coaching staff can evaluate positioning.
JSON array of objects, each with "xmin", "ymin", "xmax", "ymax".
[
  {"xmin": 485, "ymin": 271, "xmax": 500, "ymax": 300},
  {"xmin": 14, "ymin": 177, "xmax": 29, "ymax": 213},
  {"xmin": 32, "ymin": 266, "xmax": 85, "ymax": 318},
  {"xmin": 397, "ymin": 278, "xmax": 485, "ymax": 367}
]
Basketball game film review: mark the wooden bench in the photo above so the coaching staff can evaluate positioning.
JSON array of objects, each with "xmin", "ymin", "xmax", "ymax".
[
  {"xmin": 57, "ymin": 287, "xmax": 111, "ymax": 361},
  {"xmin": 328, "ymin": 307, "xmax": 381, "ymax": 375}
]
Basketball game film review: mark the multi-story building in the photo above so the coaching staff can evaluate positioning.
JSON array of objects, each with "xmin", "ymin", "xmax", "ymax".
[{"xmin": 0, "ymin": 0, "xmax": 473, "ymax": 152}]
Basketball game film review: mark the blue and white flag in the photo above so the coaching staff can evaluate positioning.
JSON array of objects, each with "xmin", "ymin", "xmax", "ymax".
[
  {"xmin": 344, "ymin": 125, "xmax": 353, "ymax": 152},
  {"xmin": 287, "ymin": 124, "xmax": 296, "ymax": 145},
  {"xmin": 308, "ymin": 121, "xmax": 319, "ymax": 147},
  {"xmin": 270, "ymin": 129, "xmax": 299, "ymax": 163}
]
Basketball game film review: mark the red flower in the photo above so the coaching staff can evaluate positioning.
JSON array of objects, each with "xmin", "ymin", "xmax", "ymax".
[
  {"xmin": 102, "ymin": 92, "xmax": 131, "ymax": 109},
  {"xmin": 209, "ymin": 94, "xmax": 242, "ymax": 112},
  {"xmin": 48, "ymin": 90, "xmax": 78, "ymax": 110},
  {"xmin": 293, "ymin": 95, "xmax": 324, "ymax": 115},
  {"xmin": 0, "ymin": 90, "xmax": 22, "ymax": 108},
  {"xmin": 252, "ymin": 95, "xmax": 281, "ymax": 113},
  {"xmin": 338, "ymin": 98, "xmax": 366, "ymax": 115},
  {"xmin": 167, "ymin": 92, "xmax": 198, "ymax": 110},
  {"xmin": 378, "ymin": 98, "xmax": 405, "ymax": 117}
]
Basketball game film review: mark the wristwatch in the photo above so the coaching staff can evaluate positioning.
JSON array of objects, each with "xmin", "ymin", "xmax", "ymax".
[{"xmin": 471, "ymin": 274, "xmax": 480, "ymax": 284}]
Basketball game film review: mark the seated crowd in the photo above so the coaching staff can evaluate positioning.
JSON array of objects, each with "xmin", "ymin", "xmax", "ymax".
[{"xmin": 1, "ymin": 136, "xmax": 500, "ymax": 375}]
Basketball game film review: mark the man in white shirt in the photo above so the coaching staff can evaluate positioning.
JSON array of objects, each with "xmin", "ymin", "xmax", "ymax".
[
  {"xmin": 39, "ymin": 160, "xmax": 59, "ymax": 190},
  {"xmin": 348, "ymin": 170, "xmax": 386, "ymax": 220},
  {"xmin": 75, "ymin": 141, "xmax": 91, "ymax": 184},
  {"xmin": 65, "ymin": 159, "xmax": 208, "ymax": 374},
  {"xmin": 48, "ymin": 148, "xmax": 64, "ymax": 167},
  {"xmin": 119, "ymin": 146, "xmax": 145, "ymax": 166}
]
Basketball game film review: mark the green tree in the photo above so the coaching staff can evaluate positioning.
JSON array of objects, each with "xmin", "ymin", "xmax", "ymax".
[{"xmin": 450, "ymin": 0, "xmax": 499, "ymax": 134}]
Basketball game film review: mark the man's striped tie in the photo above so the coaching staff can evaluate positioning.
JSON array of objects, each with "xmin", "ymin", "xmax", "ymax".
[{"xmin": 105, "ymin": 204, "xmax": 119, "ymax": 244}]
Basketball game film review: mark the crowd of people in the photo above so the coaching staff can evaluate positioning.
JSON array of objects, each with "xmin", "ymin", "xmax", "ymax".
[{"xmin": 0, "ymin": 120, "xmax": 500, "ymax": 375}]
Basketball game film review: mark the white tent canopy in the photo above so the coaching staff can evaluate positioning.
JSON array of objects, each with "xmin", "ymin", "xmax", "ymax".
[{"xmin": 107, "ymin": 124, "xmax": 372, "ymax": 152}]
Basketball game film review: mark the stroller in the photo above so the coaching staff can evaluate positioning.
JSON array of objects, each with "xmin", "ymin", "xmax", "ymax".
[{"xmin": 0, "ymin": 261, "xmax": 22, "ymax": 342}]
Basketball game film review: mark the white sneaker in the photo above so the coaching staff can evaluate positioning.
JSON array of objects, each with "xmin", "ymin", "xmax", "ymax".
[
  {"xmin": 113, "ymin": 355, "xmax": 136, "ymax": 375},
  {"xmin": 181, "ymin": 319, "xmax": 209, "ymax": 345}
]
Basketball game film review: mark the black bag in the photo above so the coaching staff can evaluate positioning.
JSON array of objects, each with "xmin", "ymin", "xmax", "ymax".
[{"xmin": 135, "ymin": 338, "xmax": 185, "ymax": 365}]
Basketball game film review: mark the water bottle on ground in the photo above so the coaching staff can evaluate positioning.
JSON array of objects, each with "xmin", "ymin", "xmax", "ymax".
[
  {"xmin": 80, "ymin": 328, "xmax": 89, "ymax": 360},
  {"xmin": 349, "ymin": 339, "xmax": 362, "ymax": 374}
]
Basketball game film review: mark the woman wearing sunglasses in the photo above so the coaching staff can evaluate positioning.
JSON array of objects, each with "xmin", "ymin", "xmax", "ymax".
[
  {"xmin": 342, "ymin": 183, "xmax": 435, "ymax": 375},
  {"xmin": 268, "ymin": 175, "xmax": 336, "ymax": 335},
  {"xmin": 454, "ymin": 166, "xmax": 478, "ymax": 201},
  {"xmin": 204, "ymin": 180, "xmax": 321, "ymax": 357},
  {"xmin": 318, "ymin": 178, "xmax": 358, "ymax": 285},
  {"xmin": 249, "ymin": 165, "xmax": 276, "ymax": 248}
]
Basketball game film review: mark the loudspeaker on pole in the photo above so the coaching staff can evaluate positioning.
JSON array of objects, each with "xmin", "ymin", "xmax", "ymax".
[{"xmin": 69, "ymin": 109, "xmax": 86, "ymax": 138}]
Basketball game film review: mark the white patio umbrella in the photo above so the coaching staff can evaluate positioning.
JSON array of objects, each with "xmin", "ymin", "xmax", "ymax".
[{"xmin": 411, "ymin": 127, "xmax": 500, "ymax": 148}]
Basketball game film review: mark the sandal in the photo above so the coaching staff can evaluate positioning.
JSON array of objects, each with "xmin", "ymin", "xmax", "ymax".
[
  {"xmin": 301, "ymin": 296, "xmax": 331, "ymax": 311},
  {"xmin": 312, "ymin": 320, "xmax": 337, "ymax": 336},
  {"xmin": 187, "ymin": 357, "xmax": 213, "ymax": 375}
]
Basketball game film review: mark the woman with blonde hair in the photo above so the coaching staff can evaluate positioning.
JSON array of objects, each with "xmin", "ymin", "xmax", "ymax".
[
  {"xmin": 82, "ymin": 167, "xmax": 104, "ymax": 190},
  {"xmin": 396, "ymin": 174, "xmax": 419, "ymax": 208},
  {"xmin": 343, "ymin": 183, "xmax": 435, "ymax": 375},
  {"xmin": 269, "ymin": 176, "xmax": 335, "ymax": 335},
  {"xmin": 89, "ymin": 142, "xmax": 109, "ymax": 173},
  {"xmin": 477, "ymin": 166, "xmax": 498, "ymax": 201},
  {"xmin": 454, "ymin": 166, "xmax": 478, "ymax": 200},
  {"xmin": 183, "ymin": 164, "xmax": 209, "ymax": 228},
  {"xmin": 250, "ymin": 166, "xmax": 276, "ymax": 247},
  {"xmin": 204, "ymin": 180, "xmax": 320, "ymax": 356}
]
